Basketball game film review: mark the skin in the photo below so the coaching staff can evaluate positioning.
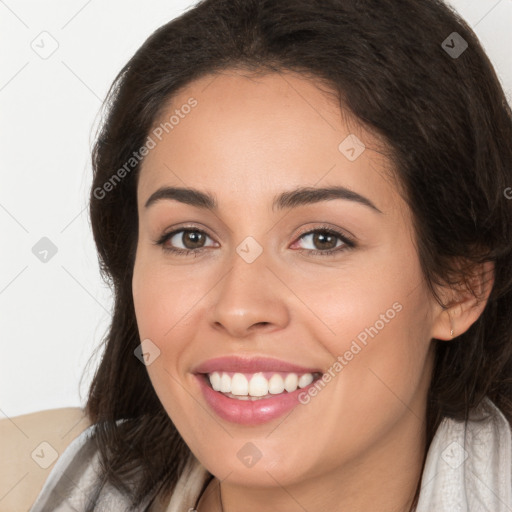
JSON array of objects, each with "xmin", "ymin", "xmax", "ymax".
[{"xmin": 132, "ymin": 69, "xmax": 492, "ymax": 512}]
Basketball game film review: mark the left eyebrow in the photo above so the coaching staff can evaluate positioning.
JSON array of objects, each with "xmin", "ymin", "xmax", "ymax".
[
  {"xmin": 272, "ymin": 186, "xmax": 382, "ymax": 214},
  {"xmin": 144, "ymin": 185, "xmax": 382, "ymax": 214}
]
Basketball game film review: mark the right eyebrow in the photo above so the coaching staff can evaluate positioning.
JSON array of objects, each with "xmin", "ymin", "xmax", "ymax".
[{"xmin": 145, "ymin": 186, "xmax": 217, "ymax": 210}]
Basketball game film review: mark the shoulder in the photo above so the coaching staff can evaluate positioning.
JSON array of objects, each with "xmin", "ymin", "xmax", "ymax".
[
  {"xmin": 416, "ymin": 397, "xmax": 512, "ymax": 511},
  {"xmin": 29, "ymin": 420, "xmax": 102, "ymax": 512},
  {"xmin": 27, "ymin": 416, "xmax": 165, "ymax": 511},
  {"xmin": 0, "ymin": 407, "xmax": 91, "ymax": 512}
]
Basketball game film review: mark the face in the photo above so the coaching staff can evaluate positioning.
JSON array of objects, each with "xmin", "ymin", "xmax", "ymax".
[{"xmin": 132, "ymin": 69, "xmax": 440, "ymax": 492}]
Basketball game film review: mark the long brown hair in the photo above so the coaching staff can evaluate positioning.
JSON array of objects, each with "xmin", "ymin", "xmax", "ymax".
[{"xmin": 85, "ymin": 0, "xmax": 512, "ymax": 508}]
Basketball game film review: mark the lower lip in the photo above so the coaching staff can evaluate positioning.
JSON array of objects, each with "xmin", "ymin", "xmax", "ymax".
[{"xmin": 194, "ymin": 374, "xmax": 318, "ymax": 425}]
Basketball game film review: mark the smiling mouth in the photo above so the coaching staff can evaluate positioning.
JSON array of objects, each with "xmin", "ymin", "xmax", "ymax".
[{"xmin": 199, "ymin": 371, "xmax": 323, "ymax": 400}]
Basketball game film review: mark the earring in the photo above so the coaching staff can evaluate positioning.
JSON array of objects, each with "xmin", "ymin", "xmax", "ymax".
[{"xmin": 446, "ymin": 309, "xmax": 455, "ymax": 338}]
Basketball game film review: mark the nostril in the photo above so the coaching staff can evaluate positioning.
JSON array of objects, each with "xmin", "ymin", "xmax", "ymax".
[{"xmin": 250, "ymin": 322, "xmax": 271, "ymax": 329}]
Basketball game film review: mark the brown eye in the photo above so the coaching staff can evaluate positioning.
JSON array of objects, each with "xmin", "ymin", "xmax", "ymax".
[
  {"xmin": 297, "ymin": 230, "xmax": 344, "ymax": 252},
  {"xmin": 310, "ymin": 231, "xmax": 338, "ymax": 251},
  {"xmin": 155, "ymin": 228, "xmax": 217, "ymax": 255},
  {"xmin": 179, "ymin": 230, "xmax": 206, "ymax": 249},
  {"xmin": 292, "ymin": 227, "xmax": 356, "ymax": 257}
]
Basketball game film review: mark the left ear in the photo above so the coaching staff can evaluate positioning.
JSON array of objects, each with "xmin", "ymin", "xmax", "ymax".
[{"xmin": 430, "ymin": 260, "xmax": 495, "ymax": 341}]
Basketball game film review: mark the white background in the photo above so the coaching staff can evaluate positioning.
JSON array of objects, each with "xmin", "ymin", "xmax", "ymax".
[{"xmin": 1, "ymin": 0, "xmax": 511, "ymax": 418}]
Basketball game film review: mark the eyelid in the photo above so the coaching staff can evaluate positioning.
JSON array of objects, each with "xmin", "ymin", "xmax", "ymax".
[
  {"xmin": 158, "ymin": 222, "xmax": 216, "ymax": 240},
  {"xmin": 293, "ymin": 223, "xmax": 356, "ymax": 246},
  {"xmin": 155, "ymin": 224, "xmax": 218, "ymax": 247}
]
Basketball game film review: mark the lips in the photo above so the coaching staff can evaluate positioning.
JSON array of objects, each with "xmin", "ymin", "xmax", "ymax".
[
  {"xmin": 194, "ymin": 372, "xmax": 322, "ymax": 424},
  {"xmin": 192, "ymin": 355, "xmax": 324, "ymax": 425},
  {"xmin": 192, "ymin": 355, "xmax": 323, "ymax": 375}
]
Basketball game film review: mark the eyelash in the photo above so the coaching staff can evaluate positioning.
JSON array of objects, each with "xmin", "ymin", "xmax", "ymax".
[{"xmin": 154, "ymin": 224, "xmax": 356, "ymax": 258}]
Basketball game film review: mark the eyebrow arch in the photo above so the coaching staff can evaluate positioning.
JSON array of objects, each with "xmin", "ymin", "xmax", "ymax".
[
  {"xmin": 273, "ymin": 186, "xmax": 382, "ymax": 213},
  {"xmin": 144, "ymin": 185, "xmax": 382, "ymax": 214}
]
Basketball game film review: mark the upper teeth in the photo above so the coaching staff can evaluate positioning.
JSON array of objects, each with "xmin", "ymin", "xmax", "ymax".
[{"xmin": 208, "ymin": 372, "xmax": 316, "ymax": 396}]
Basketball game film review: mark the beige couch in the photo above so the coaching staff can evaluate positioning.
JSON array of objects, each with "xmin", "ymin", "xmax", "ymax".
[{"xmin": 0, "ymin": 408, "xmax": 91, "ymax": 512}]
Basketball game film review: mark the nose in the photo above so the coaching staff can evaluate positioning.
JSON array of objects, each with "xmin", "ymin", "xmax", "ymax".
[{"xmin": 209, "ymin": 247, "xmax": 290, "ymax": 339}]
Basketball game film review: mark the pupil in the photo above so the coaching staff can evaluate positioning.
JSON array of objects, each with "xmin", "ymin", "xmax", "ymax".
[
  {"xmin": 314, "ymin": 232, "xmax": 336, "ymax": 250},
  {"xmin": 184, "ymin": 231, "xmax": 204, "ymax": 249}
]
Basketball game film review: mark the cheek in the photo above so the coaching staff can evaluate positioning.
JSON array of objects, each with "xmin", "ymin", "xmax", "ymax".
[
  {"xmin": 299, "ymin": 249, "xmax": 433, "ymax": 421},
  {"xmin": 284, "ymin": 261, "xmax": 417, "ymax": 355},
  {"xmin": 131, "ymin": 253, "xmax": 210, "ymax": 404},
  {"xmin": 319, "ymin": 242, "xmax": 429, "ymax": 353},
  {"xmin": 132, "ymin": 277, "xmax": 172, "ymax": 338},
  {"xmin": 132, "ymin": 253, "xmax": 201, "ymax": 341},
  {"xmin": 132, "ymin": 259, "xmax": 197, "ymax": 423},
  {"xmin": 315, "ymin": 285, "xmax": 432, "ymax": 441}
]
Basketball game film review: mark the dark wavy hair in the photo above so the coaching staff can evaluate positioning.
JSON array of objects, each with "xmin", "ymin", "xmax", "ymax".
[{"xmin": 85, "ymin": 0, "xmax": 512, "ymax": 509}]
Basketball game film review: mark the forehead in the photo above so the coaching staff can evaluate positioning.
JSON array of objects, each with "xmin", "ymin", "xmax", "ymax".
[{"xmin": 137, "ymin": 69, "xmax": 400, "ymax": 214}]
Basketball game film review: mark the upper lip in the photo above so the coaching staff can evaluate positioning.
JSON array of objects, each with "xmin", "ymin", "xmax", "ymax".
[{"xmin": 192, "ymin": 356, "xmax": 322, "ymax": 375}]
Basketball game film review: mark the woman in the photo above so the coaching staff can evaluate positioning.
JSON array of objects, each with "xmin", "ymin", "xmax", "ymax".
[{"xmin": 30, "ymin": 0, "xmax": 512, "ymax": 510}]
